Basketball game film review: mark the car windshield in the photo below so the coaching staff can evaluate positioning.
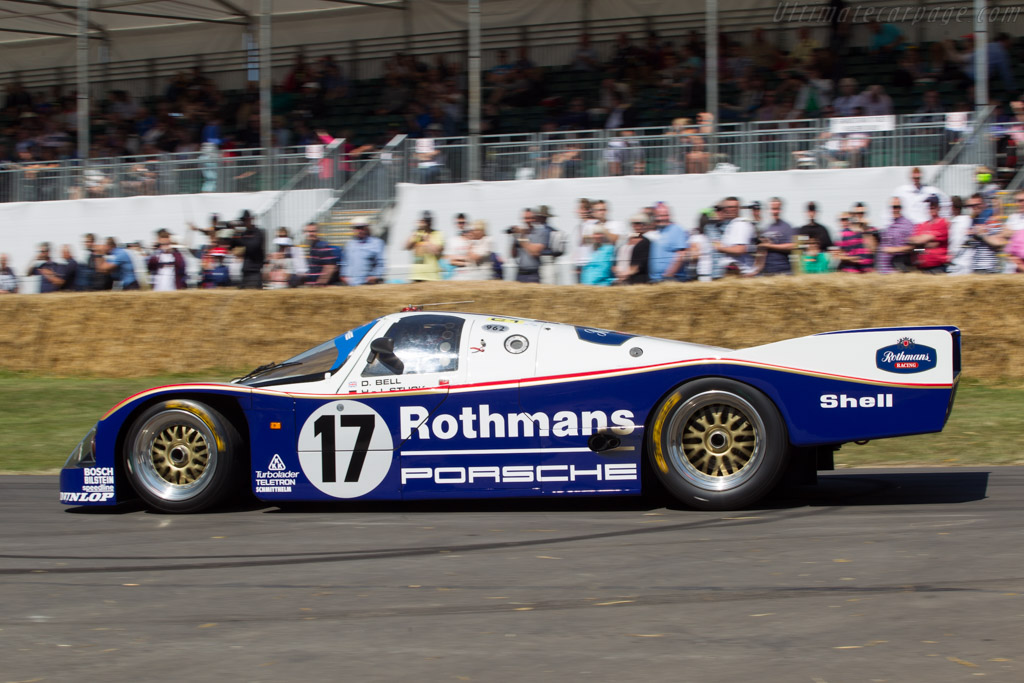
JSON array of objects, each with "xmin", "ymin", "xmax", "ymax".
[{"xmin": 240, "ymin": 319, "xmax": 379, "ymax": 387}]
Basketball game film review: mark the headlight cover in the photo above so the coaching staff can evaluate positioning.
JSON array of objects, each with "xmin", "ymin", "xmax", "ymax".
[{"xmin": 64, "ymin": 425, "xmax": 97, "ymax": 468}]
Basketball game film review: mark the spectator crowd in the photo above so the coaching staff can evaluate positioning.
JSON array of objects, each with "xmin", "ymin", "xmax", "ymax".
[
  {"xmin": 4, "ymin": 19, "xmax": 1022, "ymax": 201},
  {"xmin": 4, "ymin": 167, "xmax": 1024, "ymax": 295}
]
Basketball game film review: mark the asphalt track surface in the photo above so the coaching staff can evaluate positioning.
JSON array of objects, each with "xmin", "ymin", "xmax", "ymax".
[{"xmin": 1, "ymin": 468, "xmax": 1022, "ymax": 683}]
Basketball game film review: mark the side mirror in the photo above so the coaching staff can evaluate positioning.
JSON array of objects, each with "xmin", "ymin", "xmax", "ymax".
[{"xmin": 367, "ymin": 337, "xmax": 404, "ymax": 375}]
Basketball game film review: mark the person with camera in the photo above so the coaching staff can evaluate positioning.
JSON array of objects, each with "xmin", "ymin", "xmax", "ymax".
[
  {"xmin": 228, "ymin": 209, "xmax": 266, "ymax": 289},
  {"xmin": 713, "ymin": 197, "xmax": 755, "ymax": 276},
  {"xmin": 148, "ymin": 229, "xmax": 187, "ymax": 291},
  {"xmin": 406, "ymin": 211, "xmax": 445, "ymax": 282},
  {"xmin": 509, "ymin": 206, "xmax": 554, "ymax": 284}
]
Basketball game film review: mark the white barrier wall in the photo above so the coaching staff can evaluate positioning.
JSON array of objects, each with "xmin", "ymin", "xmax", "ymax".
[
  {"xmin": 0, "ymin": 189, "xmax": 331, "ymax": 291},
  {"xmin": 388, "ymin": 165, "xmax": 974, "ymax": 282}
]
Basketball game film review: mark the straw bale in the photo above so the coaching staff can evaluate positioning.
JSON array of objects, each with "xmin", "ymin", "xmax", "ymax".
[{"xmin": 0, "ymin": 275, "xmax": 1020, "ymax": 380}]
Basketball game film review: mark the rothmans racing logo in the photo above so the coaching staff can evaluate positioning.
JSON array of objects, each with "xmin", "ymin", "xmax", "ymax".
[
  {"xmin": 876, "ymin": 337, "xmax": 937, "ymax": 374},
  {"xmin": 400, "ymin": 405, "xmax": 636, "ymax": 439}
]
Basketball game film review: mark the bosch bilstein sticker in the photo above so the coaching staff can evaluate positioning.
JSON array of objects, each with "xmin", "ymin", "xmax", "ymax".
[{"xmin": 876, "ymin": 337, "xmax": 937, "ymax": 374}]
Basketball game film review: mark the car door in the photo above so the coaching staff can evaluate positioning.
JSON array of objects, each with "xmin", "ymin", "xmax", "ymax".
[
  {"xmin": 293, "ymin": 314, "xmax": 467, "ymax": 502},
  {"xmin": 399, "ymin": 316, "xmax": 548, "ymax": 498}
]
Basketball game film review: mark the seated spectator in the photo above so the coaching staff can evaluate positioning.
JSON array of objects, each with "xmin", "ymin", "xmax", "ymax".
[
  {"xmin": 789, "ymin": 27, "xmax": 820, "ymax": 68},
  {"xmin": 570, "ymin": 34, "xmax": 601, "ymax": 72},
  {"xmin": 343, "ymin": 217, "xmax": 387, "ymax": 285},
  {"xmin": 860, "ymin": 85, "xmax": 893, "ymax": 116},
  {"xmin": 867, "ymin": 20, "xmax": 904, "ymax": 56},
  {"xmin": 579, "ymin": 228, "xmax": 616, "ymax": 286},
  {"xmin": 748, "ymin": 28, "xmax": 782, "ymax": 76},
  {"xmin": 604, "ymin": 130, "xmax": 643, "ymax": 176},
  {"xmin": 445, "ymin": 218, "xmax": 491, "ymax": 281},
  {"xmin": 0, "ymin": 254, "xmax": 17, "ymax": 294},
  {"xmin": 832, "ymin": 78, "xmax": 864, "ymax": 117},
  {"xmin": 414, "ymin": 126, "xmax": 445, "ymax": 183},
  {"xmin": 719, "ymin": 76, "xmax": 764, "ymax": 122}
]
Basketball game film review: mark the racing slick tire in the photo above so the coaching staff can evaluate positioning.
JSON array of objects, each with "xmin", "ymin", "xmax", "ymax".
[
  {"xmin": 647, "ymin": 378, "xmax": 789, "ymax": 511},
  {"xmin": 124, "ymin": 399, "xmax": 242, "ymax": 513}
]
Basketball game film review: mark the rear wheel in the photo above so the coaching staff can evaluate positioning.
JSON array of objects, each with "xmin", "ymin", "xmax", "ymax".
[
  {"xmin": 647, "ymin": 379, "xmax": 789, "ymax": 510},
  {"xmin": 124, "ymin": 399, "xmax": 241, "ymax": 513}
]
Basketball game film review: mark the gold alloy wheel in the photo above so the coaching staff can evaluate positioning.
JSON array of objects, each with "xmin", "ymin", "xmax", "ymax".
[
  {"xmin": 150, "ymin": 423, "xmax": 210, "ymax": 485},
  {"xmin": 129, "ymin": 408, "xmax": 220, "ymax": 503},
  {"xmin": 664, "ymin": 390, "xmax": 766, "ymax": 492}
]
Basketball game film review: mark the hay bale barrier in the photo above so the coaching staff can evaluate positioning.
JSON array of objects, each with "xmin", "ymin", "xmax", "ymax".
[{"xmin": 0, "ymin": 275, "xmax": 1020, "ymax": 381}]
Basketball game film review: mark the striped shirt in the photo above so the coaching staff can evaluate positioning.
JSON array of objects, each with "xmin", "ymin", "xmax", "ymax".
[{"xmin": 839, "ymin": 228, "xmax": 872, "ymax": 273}]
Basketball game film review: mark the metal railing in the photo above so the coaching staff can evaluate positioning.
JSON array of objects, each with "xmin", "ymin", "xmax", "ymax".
[
  {"xmin": 0, "ymin": 111, "xmax": 989, "ymax": 208},
  {"xmin": 931, "ymin": 106, "xmax": 996, "ymax": 198},
  {"xmin": 0, "ymin": 144, "xmax": 340, "ymax": 203}
]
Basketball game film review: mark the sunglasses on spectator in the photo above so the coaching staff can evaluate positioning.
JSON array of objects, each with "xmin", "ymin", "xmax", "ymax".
[
  {"xmin": 891, "ymin": 205, "xmax": 901, "ymax": 209},
  {"xmin": 967, "ymin": 202, "xmax": 982, "ymax": 208}
]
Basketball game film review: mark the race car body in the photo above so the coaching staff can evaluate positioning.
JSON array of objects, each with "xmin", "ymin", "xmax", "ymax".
[{"xmin": 60, "ymin": 312, "xmax": 961, "ymax": 512}]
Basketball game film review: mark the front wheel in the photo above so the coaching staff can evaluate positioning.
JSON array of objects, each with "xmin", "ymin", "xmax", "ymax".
[
  {"xmin": 647, "ymin": 379, "xmax": 789, "ymax": 510},
  {"xmin": 124, "ymin": 399, "xmax": 241, "ymax": 513}
]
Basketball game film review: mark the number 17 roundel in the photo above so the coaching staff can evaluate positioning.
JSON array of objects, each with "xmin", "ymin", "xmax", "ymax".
[{"xmin": 297, "ymin": 401, "xmax": 394, "ymax": 498}]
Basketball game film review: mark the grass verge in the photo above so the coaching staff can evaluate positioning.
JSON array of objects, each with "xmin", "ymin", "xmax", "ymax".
[{"xmin": 0, "ymin": 373, "xmax": 1018, "ymax": 473}]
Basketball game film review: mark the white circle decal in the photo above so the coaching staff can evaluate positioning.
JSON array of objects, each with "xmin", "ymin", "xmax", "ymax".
[{"xmin": 297, "ymin": 401, "xmax": 394, "ymax": 498}]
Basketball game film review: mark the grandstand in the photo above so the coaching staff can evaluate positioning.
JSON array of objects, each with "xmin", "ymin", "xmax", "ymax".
[{"xmin": 0, "ymin": 0, "xmax": 1018, "ymax": 285}]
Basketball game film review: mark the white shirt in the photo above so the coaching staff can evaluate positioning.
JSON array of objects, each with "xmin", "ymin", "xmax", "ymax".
[
  {"xmin": 574, "ymin": 219, "xmax": 624, "ymax": 266},
  {"xmin": 152, "ymin": 251, "xmax": 178, "ymax": 291},
  {"xmin": 690, "ymin": 232, "xmax": 713, "ymax": 280},
  {"xmin": 446, "ymin": 234, "xmax": 492, "ymax": 280},
  {"xmin": 947, "ymin": 215, "xmax": 974, "ymax": 275},
  {"xmin": 721, "ymin": 218, "xmax": 756, "ymax": 273},
  {"xmin": 895, "ymin": 183, "xmax": 951, "ymax": 225}
]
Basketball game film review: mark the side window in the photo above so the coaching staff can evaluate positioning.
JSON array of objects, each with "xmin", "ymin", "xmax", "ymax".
[{"xmin": 362, "ymin": 315, "xmax": 464, "ymax": 377}]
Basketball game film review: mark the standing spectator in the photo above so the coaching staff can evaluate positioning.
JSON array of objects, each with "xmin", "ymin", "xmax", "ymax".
[
  {"xmin": 570, "ymin": 198, "xmax": 596, "ymax": 282},
  {"xmin": 273, "ymin": 228, "xmax": 308, "ymax": 282},
  {"xmin": 303, "ymin": 222, "xmax": 339, "ymax": 286},
  {"xmin": 228, "ymin": 210, "xmax": 266, "ymax": 289},
  {"xmin": 836, "ymin": 212, "xmax": 872, "ymax": 273},
  {"xmin": 125, "ymin": 242, "xmax": 151, "ymax": 290},
  {"xmin": 201, "ymin": 248, "xmax": 233, "ymax": 288},
  {"xmin": 26, "ymin": 242, "xmax": 64, "ymax": 293},
  {"xmin": 715, "ymin": 197, "xmax": 757, "ymax": 275},
  {"xmin": 343, "ymin": 217, "xmax": 387, "ymax": 285},
  {"xmin": 756, "ymin": 197, "xmax": 796, "ymax": 275},
  {"xmin": 877, "ymin": 197, "xmax": 915, "ymax": 273},
  {"xmin": 97, "ymin": 237, "xmax": 139, "ymax": 290},
  {"xmin": 907, "ymin": 195, "xmax": 949, "ymax": 274},
  {"xmin": 832, "ymin": 78, "xmax": 864, "ymax": 117},
  {"xmin": 73, "ymin": 233, "xmax": 97, "ymax": 291},
  {"xmin": 56, "ymin": 245, "xmax": 79, "ymax": 291},
  {"xmin": 406, "ymin": 211, "xmax": 445, "ymax": 282},
  {"xmin": 148, "ymin": 229, "xmax": 187, "ymax": 291},
  {"xmin": 1005, "ymin": 224, "xmax": 1024, "ymax": 272},
  {"xmin": 583, "ymin": 199, "xmax": 625, "ymax": 273},
  {"xmin": 965, "ymin": 193, "xmax": 1011, "ymax": 274},
  {"xmin": 1002, "ymin": 190, "xmax": 1024, "ymax": 272},
  {"xmin": 615, "ymin": 212, "xmax": 653, "ymax": 284},
  {"xmin": 1, "ymin": 253, "xmax": 18, "ymax": 294},
  {"xmin": 580, "ymin": 230, "xmax": 616, "ymax": 286},
  {"xmin": 896, "ymin": 167, "xmax": 950, "ymax": 225},
  {"xmin": 798, "ymin": 201, "xmax": 834, "ymax": 251},
  {"xmin": 648, "ymin": 202, "xmax": 690, "ymax": 282},
  {"xmin": 509, "ymin": 207, "xmax": 551, "ymax": 284},
  {"xmin": 852, "ymin": 202, "xmax": 878, "ymax": 270},
  {"xmin": 802, "ymin": 237, "xmax": 833, "ymax": 273},
  {"xmin": 445, "ymin": 219, "xmax": 491, "ymax": 281},
  {"xmin": 946, "ymin": 195, "xmax": 974, "ymax": 275}
]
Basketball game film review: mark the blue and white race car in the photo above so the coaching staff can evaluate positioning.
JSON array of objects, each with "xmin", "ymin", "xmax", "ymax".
[{"xmin": 60, "ymin": 311, "xmax": 961, "ymax": 512}]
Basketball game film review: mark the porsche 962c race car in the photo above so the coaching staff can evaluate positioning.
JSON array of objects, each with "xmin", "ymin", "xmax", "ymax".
[{"xmin": 60, "ymin": 311, "xmax": 961, "ymax": 512}]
